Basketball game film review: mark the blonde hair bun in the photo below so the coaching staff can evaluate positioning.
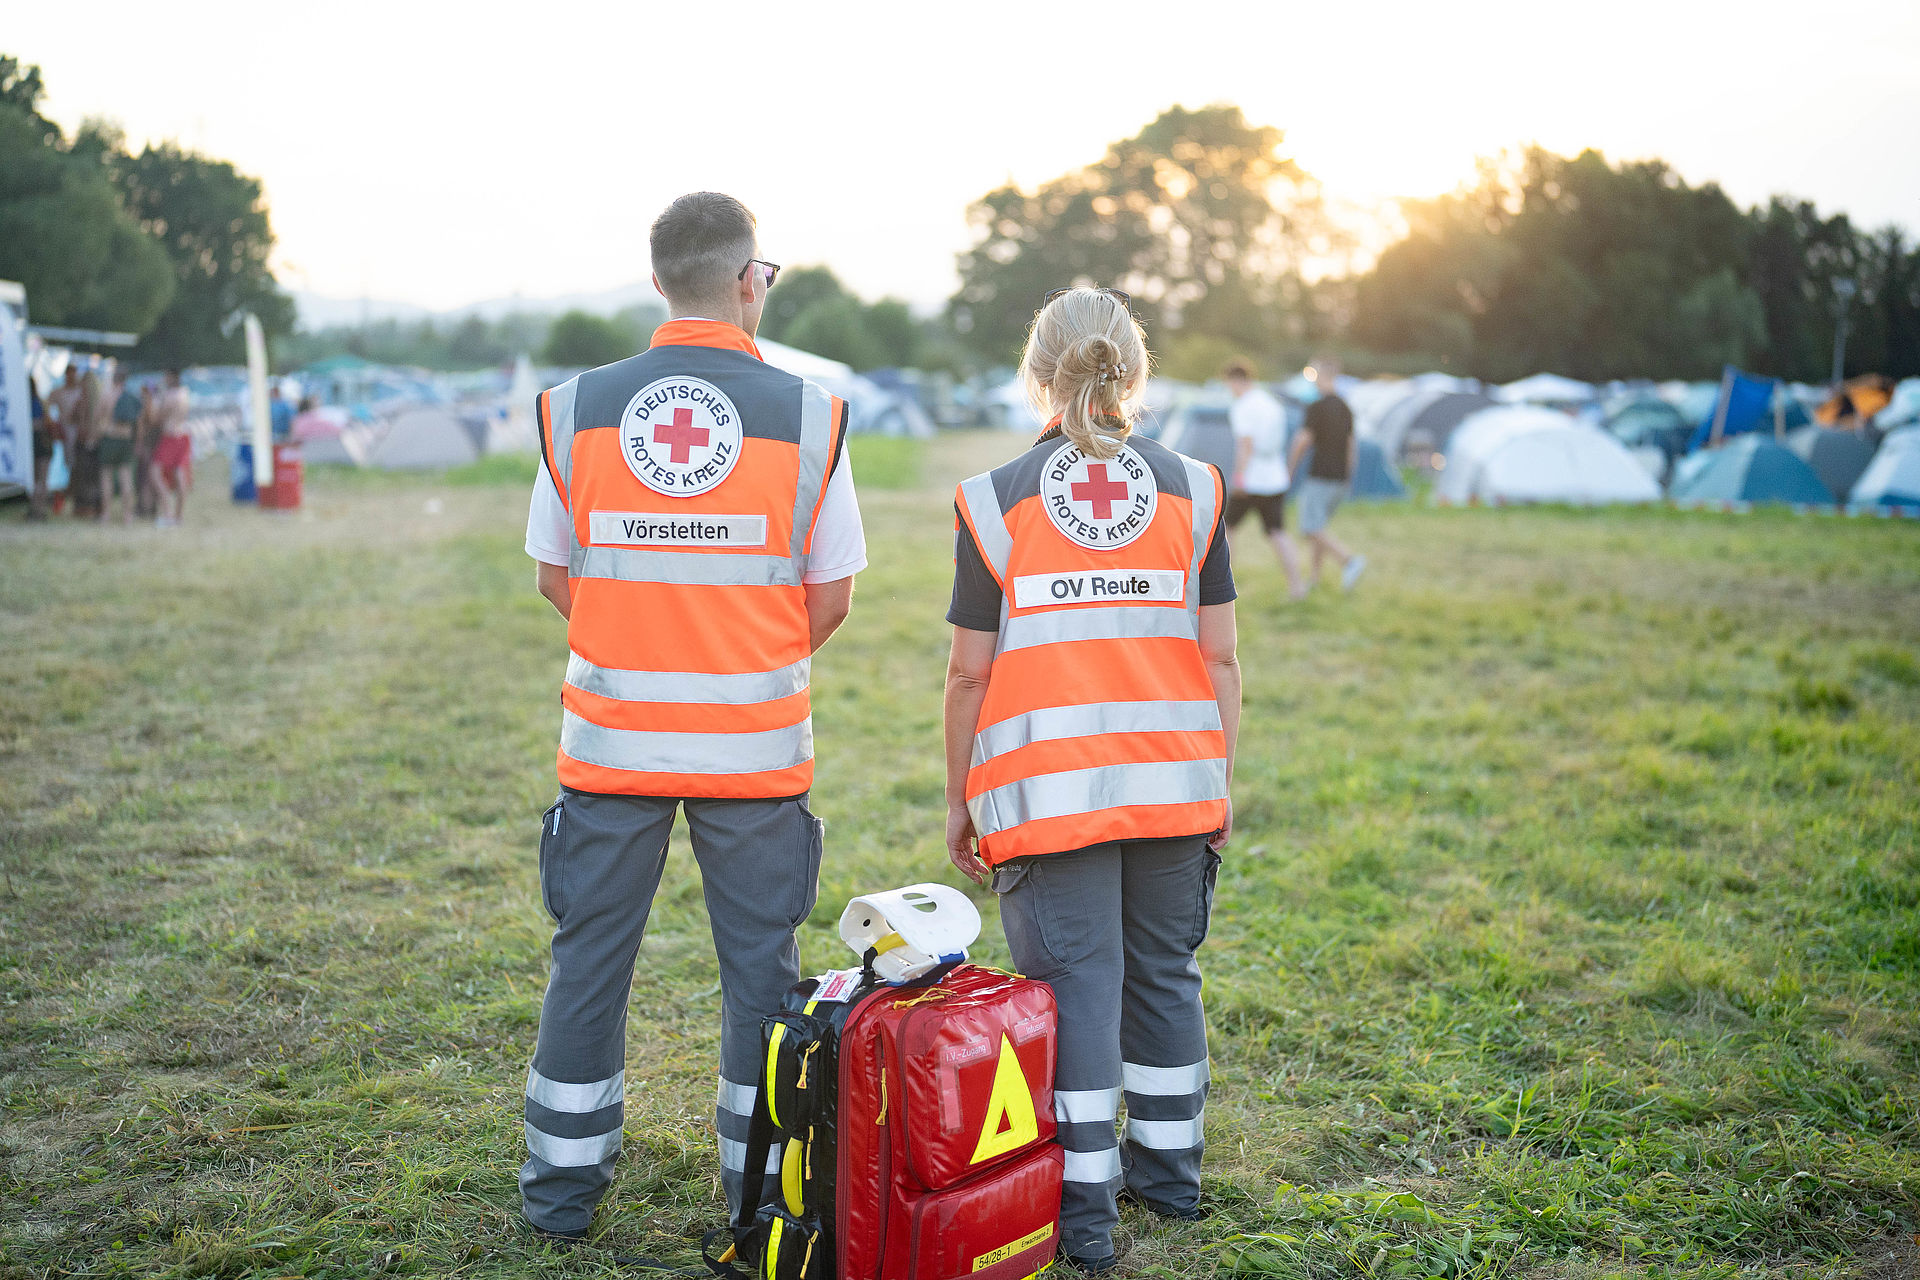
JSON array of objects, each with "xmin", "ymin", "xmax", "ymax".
[{"xmin": 1018, "ymin": 288, "xmax": 1150, "ymax": 461}]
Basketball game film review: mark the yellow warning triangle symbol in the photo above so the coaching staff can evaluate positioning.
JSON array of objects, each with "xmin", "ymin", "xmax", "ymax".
[{"xmin": 969, "ymin": 1033, "xmax": 1040, "ymax": 1165}]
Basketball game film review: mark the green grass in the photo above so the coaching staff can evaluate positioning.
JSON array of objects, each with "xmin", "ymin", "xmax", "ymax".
[{"xmin": 2, "ymin": 439, "xmax": 1917, "ymax": 1279}]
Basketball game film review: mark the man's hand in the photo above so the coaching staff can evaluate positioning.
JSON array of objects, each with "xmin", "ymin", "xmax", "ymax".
[
  {"xmin": 1209, "ymin": 796, "xmax": 1233, "ymax": 852},
  {"xmin": 947, "ymin": 806, "xmax": 988, "ymax": 885}
]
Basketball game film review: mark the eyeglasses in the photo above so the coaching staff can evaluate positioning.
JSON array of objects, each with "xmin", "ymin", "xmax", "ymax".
[
  {"xmin": 739, "ymin": 259, "xmax": 782, "ymax": 289},
  {"xmin": 1043, "ymin": 286, "xmax": 1132, "ymax": 311}
]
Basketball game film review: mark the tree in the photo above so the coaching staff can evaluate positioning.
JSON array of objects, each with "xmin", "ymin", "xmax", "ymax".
[
  {"xmin": 113, "ymin": 141, "xmax": 294, "ymax": 366},
  {"xmin": 0, "ymin": 92, "xmax": 174, "ymax": 334},
  {"xmin": 758, "ymin": 266, "xmax": 854, "ymax": 345},
  {"xmin": 0, "ymin": 54, "xmax": 55, "ymax": 141},
  {"xmin": 951, "ymin": 105, "xmax": 1314, "ymax": 363},
  {"xmin": 543, "ymin": 310, "xmax": 637, "ymax": 367},
  {"xmin": 783, "ymin": 296, "xmax": 885, "ymax": 371},
  {"xmin": 1348, "ymin": 148, "xmax": 1768, "ymax": 381}
]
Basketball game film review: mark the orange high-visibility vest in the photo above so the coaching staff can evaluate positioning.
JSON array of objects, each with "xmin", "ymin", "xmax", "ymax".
[
  {"xmin": 540, "ymin": 319, "xmax": 847, "ymax": 798},
  {"xmin": 954, "ymin": 428, "xmax": 1228, "ymax": 864}
]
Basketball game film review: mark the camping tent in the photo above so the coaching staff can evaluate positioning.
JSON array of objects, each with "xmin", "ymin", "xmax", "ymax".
[
  {"xmin": 1297, "ymin": 438, "xmax": 1407, "ymax": 500},
  {"xmin": 1670, "ymin": 435, "xmax": 1834, "ymax": 506},
  {"xmin": 365, "ymin": 406, "xmax": 480, "ymax": 470},
  {"xmin": 758, "ymin": 338, "xmax": 933, "ymax": 438},
  {"xmin": 1494, "ymin": 373, "xmax": 1598, "ymax": 407},
  {"xmin": 1848, "ymin": 433, "xmax": 1920, "ymax": 509},
  {"xmin": 1370, "ymin": 389, "xmax": 1496, "ymax": 465},
  {"xmin": 1785, "ymin": 426, "xmax": 1876, "ymax": 502},
  {"xmin": 1436, "ymin": 407, "xmax": 1660, "ymax": 505},
  {"xmin": 1687, "ymin": 367, "xmax": 1812, "ymax": 451}
]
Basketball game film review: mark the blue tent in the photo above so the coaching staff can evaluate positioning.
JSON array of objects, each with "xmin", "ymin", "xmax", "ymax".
[
  {"xmin": 1671, "ymin": 435, "xmax": 1835, "ymax": 506},
  {"xmin": 1687, "ymin": 366, "xmax": 1812, "ymax": 451},
  {"xmin": 1298, "ymin": 439, "xmax": 1407, "ymax": 500}
]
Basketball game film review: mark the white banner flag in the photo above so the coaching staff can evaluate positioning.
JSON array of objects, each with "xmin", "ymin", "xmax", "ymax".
[
  {"xmin": 245, "ymin": 313, "xmax": 272, "ymax": 487},
  {"xmin": 0, "ymin": 306, "xmax": 29, "ymax": 492}
]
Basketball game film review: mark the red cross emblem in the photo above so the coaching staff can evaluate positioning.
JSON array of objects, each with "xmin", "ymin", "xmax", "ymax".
[
  {"xmin": 1071, "ymin": 464, "xmax": 1131, "ymax": 520},
  {"xmin": 652, "ymin": 407, "xmax": 709, "ymax": 464}
]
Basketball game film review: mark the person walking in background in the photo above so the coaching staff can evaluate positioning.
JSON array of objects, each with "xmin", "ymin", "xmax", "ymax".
[
  {"xmin": 946, "ymin": 288, "xmax": 1240, "ymax": 1274},
  {"xmin": 99, "ymin": 365, "xmax": 140, "ymax": 524},
  {"xmin": 47, "ymin": 364, "xmax": 82, "ymax": 516},
  {"xmin": 149, "ymin": 369, "xmax": 192, "ymax": 528},
  {"xmin": 1288, "ymin": 361, "xmax": 1366, "ymax": 592},
  {"xmin": 133, "ymin": 381, "xmax": 160, "ymax": 519},
  {"xmin": 28, "ymin": 376, "xmax": 55, "ymax": 521},
  {"xmin": 517, "ymin": 192, "xmax": 864, "ymax": 1246},
  {"xmin": 70, "ymin": 367, "xmax": 106, "ymax": 520},
  {"xmin": 1222, "ymin": 363, "xmax": 1306, "ymax": 600}
]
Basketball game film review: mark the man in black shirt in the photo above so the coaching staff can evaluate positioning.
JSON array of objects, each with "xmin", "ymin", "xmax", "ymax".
[{"xmin": 1287, "ymin": 361, "xmax": 1367, "ymax": 591}]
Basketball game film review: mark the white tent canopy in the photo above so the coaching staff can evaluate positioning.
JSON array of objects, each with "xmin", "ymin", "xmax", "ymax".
[
  {"xmin": 1495, "ymin": 373, "xmax": 1599, "ymax": 406},
  {"xmin": 1850, "ymin": 430, "xmax": 1920, "ymax": 508},
  {"xmin": 1437, "ymin": 406, "xmax": 1661, "ymax": 505}
]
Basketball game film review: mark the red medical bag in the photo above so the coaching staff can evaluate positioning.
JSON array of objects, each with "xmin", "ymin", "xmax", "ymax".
[{"xmin": 714, "ymin": 963, "xmax": 1063, "ymax": 1279}]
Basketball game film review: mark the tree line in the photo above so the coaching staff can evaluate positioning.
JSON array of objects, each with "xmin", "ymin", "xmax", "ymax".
[
  {"xmin": 950, "ymin": 106, "xmax": 1920, "ymax": 384},
  {"xmin": 9, "ymin": 50, "xmax": 1913, "ymax": 387},
  {"xmin": 0, "ymin": 55, "xmax": 292, "ymax": 367}
]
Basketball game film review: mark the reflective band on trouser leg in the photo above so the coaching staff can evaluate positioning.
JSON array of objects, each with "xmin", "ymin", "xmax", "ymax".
[
  {"xmin": 714, "ymin": 1075, "xmax": 781, "ymax": 1205},
  {"xmin": 566, "ymin": 654, "xmax": 810, "ymax": 706},
  {"xmin": 1117, "ymin": 833, "xmax": 1213, "ymax": 1213},
  {"xmin": 997, "ymin": 604, "xmax": 1194, "ymax": 654},
  {"xmin": 560, "ymin": 711, "xmax": 813, "ymax": 777},
  {"xmin": 972, "ymin": 700, "xmax": 1222, "ymax": 767},
  {"xmin": 970, "ymin": 758, "xmax": 1227, "ymax": 837},
  {"xmin": 521, "ymin": 793, "xmax": 675, "ymax": 1236}
]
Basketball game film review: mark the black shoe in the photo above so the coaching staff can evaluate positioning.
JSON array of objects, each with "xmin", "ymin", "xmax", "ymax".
[
  {"xmin": 526, "ymin": 1222, "xmax": 587, "ymax": 1247},
  {"xmin": 1058, "ymin": 1249, "xmax": 1119, "ymax": 1275},
  {"xmin": 1121, "ymin": 1188, "xmax": 1211, "ymax": 1222}
]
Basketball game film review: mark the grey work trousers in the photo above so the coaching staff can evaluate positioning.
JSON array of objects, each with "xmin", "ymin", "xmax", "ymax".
[
  {"xmin": 992, "ymin": 834, "xmax": 1218, "ymax": 1261},
  {"xmin": 519, "ymin": 788, "xmax": 824, "ymax": 1235}
]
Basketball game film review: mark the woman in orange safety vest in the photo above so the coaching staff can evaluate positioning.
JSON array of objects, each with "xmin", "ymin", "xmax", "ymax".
[{"xmin": 942, "ymin": 287, "xmax": 1241, "ymax": 1274}]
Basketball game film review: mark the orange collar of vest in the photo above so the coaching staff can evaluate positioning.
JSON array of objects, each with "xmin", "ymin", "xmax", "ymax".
[
  {"xmin": 649, "ymin": 318, "xmax": 764, "ymax": 360},
  {"xmin": 1037, "ymin": 414, "xmax": 1065, "ymax": 445}
]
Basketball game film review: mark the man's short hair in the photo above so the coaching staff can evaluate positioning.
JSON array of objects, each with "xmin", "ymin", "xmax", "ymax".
[
  {"xmin": 1222, "ymin": 362, "xmax": 1252, "ymax": 381},
  {"xmin": 650, "ymin": 192, "xmax": 757, "ymax": 304}
]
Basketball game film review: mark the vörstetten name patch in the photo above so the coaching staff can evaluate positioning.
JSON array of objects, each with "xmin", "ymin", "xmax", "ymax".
[{"xmin": 588, "ymin": 511, "xmax": 768, "ymax": 547}]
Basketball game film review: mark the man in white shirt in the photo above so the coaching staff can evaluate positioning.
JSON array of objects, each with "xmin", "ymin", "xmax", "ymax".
[
  {"xmin": 1223, "ymin": 364, "xmax": 1306, "ymax": 600},
  {"xmin": 517, "ymin": 192, "xmax": 866, "ymax": 1246}
]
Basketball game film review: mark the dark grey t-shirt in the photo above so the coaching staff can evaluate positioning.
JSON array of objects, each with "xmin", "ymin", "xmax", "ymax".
[{"xmin": 947, "ymin": 431, "xmax": 1237, "ymax": 631}]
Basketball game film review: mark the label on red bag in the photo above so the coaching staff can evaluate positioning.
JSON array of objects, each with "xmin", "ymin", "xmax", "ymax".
[
  {"xmin": 973, "ymin": 1222, "xmax": 1054, "ymax": 1271},
  {"xmin": 812, "ymin": 967, "xmax": 864, "ymax": 1003}
]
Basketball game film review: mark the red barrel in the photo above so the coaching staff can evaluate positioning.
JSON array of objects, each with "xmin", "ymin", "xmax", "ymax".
[{"xmin": 261, "ymin": 443, "xmax": 303, "ymax": 510}]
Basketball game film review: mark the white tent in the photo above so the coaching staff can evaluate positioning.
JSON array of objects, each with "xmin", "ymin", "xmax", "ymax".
[
  {"xmin": 1494, "ymin": 373, "xmax": 1599, "ymax": 406},
  {"xmin": 1436, "ymin": 406, "xmax": 1661, "ymax": 505},
  {"xmin": 757, "ymin": 338, "xmax": 933, "ymax": 438},
  {"xmin": 1850, "ymin": 430, "xmax": 1920, "ymax": 509}
]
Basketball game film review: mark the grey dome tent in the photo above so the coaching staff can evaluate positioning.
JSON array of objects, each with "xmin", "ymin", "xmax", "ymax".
[
  {"xmin": 1372, "ymin": 389, "xmax": 1496, "ymax": 466},
  {"xmin": 1849, "ymin": 433, "xmax": 1920, "ymax": 511},
  {"xmin": 1785, "ymin": 427, "xmax": 1876, "ymax": 504}
]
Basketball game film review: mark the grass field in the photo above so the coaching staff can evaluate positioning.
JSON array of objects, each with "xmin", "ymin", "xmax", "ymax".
[{"xmin": 3, "ymin": 433, "xmax": 1918, "ymax": 1279}]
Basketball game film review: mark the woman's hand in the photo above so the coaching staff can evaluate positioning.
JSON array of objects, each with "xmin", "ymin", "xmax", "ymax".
[
  {"xmin": 947, "ymin": 806, "xmax": 988, "ymax": 885},
  {"xmin": 1208, "ymin": 797, "xmax": 1233, "ymax": 852}
]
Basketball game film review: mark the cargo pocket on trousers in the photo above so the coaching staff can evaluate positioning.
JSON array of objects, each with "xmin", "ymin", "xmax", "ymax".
[
  {"xmin": 991, "ymin": 859, "xmax": 1063, "ymax": 974},
  {"xmin": 787, "ymin": 798, "xmax": 825, "ymax": 929},
  {"xmin": 538, "ymin": 795, "xmax": 566, "ymax": 923},
  {"xmin": 1188, "ymin": 849, "xmax": 1222, "ymax": 951}
]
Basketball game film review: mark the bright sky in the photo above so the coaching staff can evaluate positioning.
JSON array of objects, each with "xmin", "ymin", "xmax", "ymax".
[{"xmin": 15, "ymin": 0, "xmax": 1920, "ymax": 314}]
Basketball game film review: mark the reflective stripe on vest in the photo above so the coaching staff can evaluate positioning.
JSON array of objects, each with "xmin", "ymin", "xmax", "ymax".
[
  {"xmin": 955, "ymin": 437, "xmax": 1228, "ymax": 861},
  {"xmin": 549, "ymin": 336, "xmax": 843, "ymax": 799}
]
